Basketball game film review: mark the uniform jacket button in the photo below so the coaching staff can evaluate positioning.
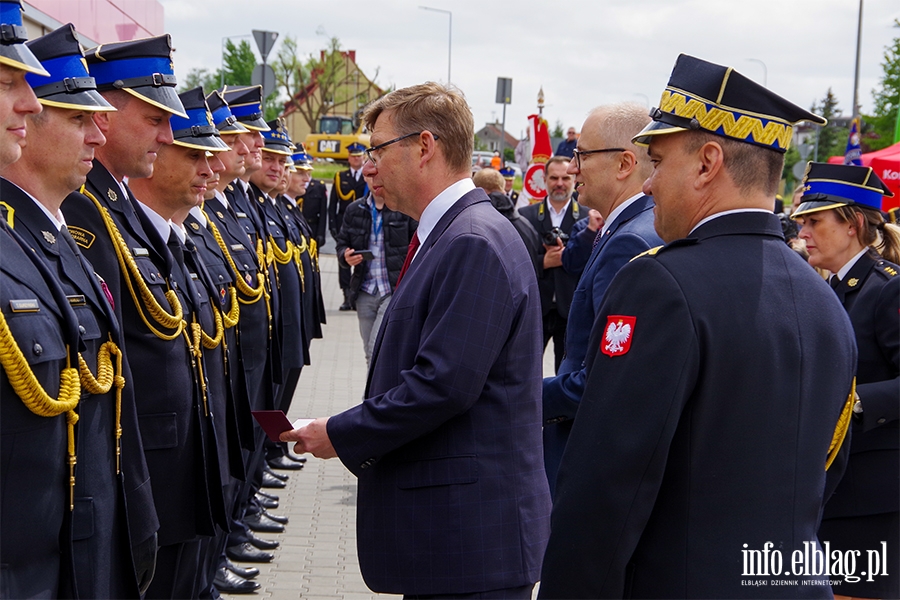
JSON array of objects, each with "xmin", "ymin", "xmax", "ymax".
[{"xmin": 33, "ymin": 343, "xmax": 43, "ymax": 356}]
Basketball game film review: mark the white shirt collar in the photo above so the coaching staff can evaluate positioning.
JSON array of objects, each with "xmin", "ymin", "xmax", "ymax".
[
  {"xmin": 19, "ymin": 185, "xmax": 66, "ymax": 231},
  {"xmin": 215, "ymin": 189, "xmax": 229, "ymax": 209},
  {"xmin": 690, "ymin": 208, "xmax": 771, "ymax": 234},
  {"xmin": 547, "ymin": 198, "xmax": 572, "ymax": 228},
  {"xmin": 837, "ymin": 247, "xmax": 869, "ymax": 281},
  {"xmin": 189, "ymin": 205, "xmax": 207, "ymax": 227},
  {"xmin": 602, "ymin": 192, "xmax": 644, "ymax": 237},
  {"xmin": 170, "ymin": 222, "xmax": 186, "ymax": 244},
  {"xmin": 135, "ymin": 198, "xmax": 174, "ymax": 243},
  {"xmin": 415, "ymin": 178, "xmax": 476, "ymax": 249}
]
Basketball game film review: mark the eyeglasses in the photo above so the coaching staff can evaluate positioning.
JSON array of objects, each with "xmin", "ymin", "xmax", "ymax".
[
  {"xmin": 571, "ymin": 147, "xmax": 625, "ymax": 171},
  {"xmin": 364, "ymin": 131, "xmax": 439, "ymax": 166}
]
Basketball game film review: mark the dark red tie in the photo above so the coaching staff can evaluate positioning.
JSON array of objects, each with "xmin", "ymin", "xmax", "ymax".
[{"xmin": 396, "ymin": 231, "xmax": 420, "ymax": 287}]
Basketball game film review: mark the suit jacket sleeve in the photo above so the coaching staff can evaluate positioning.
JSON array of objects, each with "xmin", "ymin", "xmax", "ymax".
[
  {"xmin": 562, "ymin": 218, "xmax": 593, "ymax": 275},
  {"xmin": 857, "ymin": 275, "xmax": 899, "ymax": 432},
  {"xmin": 327, "ymin": 233, "xmax": 521, "ymax": 476},
  {"xmin": 539, "ymin": 257, "xmax": 699, "ymax": 599},
  {"xmin": 543, "ymin": 231, "xmax": 660, "ymax": 421}
]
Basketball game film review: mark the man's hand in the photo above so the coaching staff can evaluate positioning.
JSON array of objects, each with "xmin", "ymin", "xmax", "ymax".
[
  {"xmin": 279, "ymin": 417, "xmax": 337, "ymax": 459},
  {"xmin": 543, "ymin": 239, "xmax": 564, "ymax": 269},
  {"xmin": 344, "ymin": 248, "xmax": 364, "ymax": 267},
  {"xmin": 586, "ymin": 209, "xmax": 605, "ymax": 232}
]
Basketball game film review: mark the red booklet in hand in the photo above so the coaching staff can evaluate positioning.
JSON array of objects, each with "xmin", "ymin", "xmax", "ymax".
[{"xmin": 252, "ymin": 410, "xmax": 313, "ymax": 443}]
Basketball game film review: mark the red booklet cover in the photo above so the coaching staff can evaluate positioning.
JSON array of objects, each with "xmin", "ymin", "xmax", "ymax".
[{"xmin": 252, "ymin": 410, "xmax": 313, "ymax": 443}]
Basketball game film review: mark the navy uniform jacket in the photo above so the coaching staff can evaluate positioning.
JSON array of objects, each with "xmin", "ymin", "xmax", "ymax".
[
  {"xmin": 541, "ymin": 195, "xmax": 662, "ymax": 495},
  {"xmin": 0, "ymin": 220, "xmax": 79, "ymax": 599},
  {"xmin": 301, "ymin": 179, "xmax": 328, "ymax": 245},
  {"xmin": 328, "ymin": 169, "xmax": 367, "ymax": 238},
  {"xmin": 820, "ymin": 251, "xmax": 899, "ymax": 597},
  {"xmin": 182, "ymin": 217, "xmax": 247, "ymax": 482},
  {"xmin": 251, "ymin": 184, "xmax": 307, "ymax": 385},
  {"xmin": 227, "ymin": 181, "xmax": 283, "ymax": 388},
  {"xmin": 539, "ymin": 212, "xmax": 858, "ymax": 599},
  {"xmin": 62, "ymin": 161, "xmax": 220, "ymax": 546},
  {"xmin": 1, "ymin": 181, "xmax": 148, "ymax": 598},
  {"xmin": 279, "ymin": 194, "xmax": 324, "ymax": 342},
  {"xmin": 327, "ymin": 189, "xmax": 552, "ymax": 596},
  {"xmin": 518, "ymin": 199, "xmax": 583, "ymax": 318},
  {"xmin": 201, "ymin": 197, "xmax": 271, "ymax": 433}
]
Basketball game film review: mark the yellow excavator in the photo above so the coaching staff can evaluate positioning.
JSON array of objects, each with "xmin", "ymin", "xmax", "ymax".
[{"xmin": 304, "ymin": 113, "xmax": 370, "ymax": 162}]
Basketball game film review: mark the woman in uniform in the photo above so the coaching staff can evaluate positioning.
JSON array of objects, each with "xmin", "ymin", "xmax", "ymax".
[{"xmin": 793, "ymin": 162, "xmax": 900, "ymax": 600}]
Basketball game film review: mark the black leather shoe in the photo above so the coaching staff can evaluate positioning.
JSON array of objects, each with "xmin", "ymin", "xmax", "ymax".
[
  {"xmin": 267, "ymin": 455, "xmax": 304, "ymax": 470},
  {"xmin": 286, "ymin": 453, "xmax": 307, "ymax": 463},
  {"xmin": 262, "ymin": 508, "xmax": 289, "ymax": 524},
  {"xmin": 225, "ymin": 558, "xmax": 259, "ymax": 579},
  {"xmin": 245, "ymin": 512, "xmax": 285, "ymax": 533},
  {"xmin": 339, "ymin": 301, "xmax": 352, "ymax": 311},
  {"xmin": 225, "ymin": 543, "xmax": 273, "ymax": 563},
  {"xmin": 260, "ymin": 471, "xmax": 285, "ymax": 489},
  {"xmin": 256, "ymin": 489, "xmax": 279, "ymax": 501},
  {"xmin": 247, "ymin": 530, "xmax": 279, "ymax": 550},
  {"xmin": 254, "ymin": 492, "xmax": 278, "ymax": 509},
  {"xmin": 264, "ymin": 466, "xmax": 289, "ymax": 481},
  {"xmin": 214, "ymin": 566, "xmax": 260, "ymax": 594}
]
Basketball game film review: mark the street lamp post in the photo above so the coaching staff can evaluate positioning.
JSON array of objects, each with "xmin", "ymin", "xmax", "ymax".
[
  {"xmin": 419, "ymin": 6, "xmax": 452, "ymax": 84},
  {"xmin": 746, "ymin": 58, "xmax": 767, "ymax": 88}
]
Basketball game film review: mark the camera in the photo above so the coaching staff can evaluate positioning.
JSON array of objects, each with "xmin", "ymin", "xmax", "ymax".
[{"xmin": 543, "ymin": 227, "xmax": 570, "ymax": 246}]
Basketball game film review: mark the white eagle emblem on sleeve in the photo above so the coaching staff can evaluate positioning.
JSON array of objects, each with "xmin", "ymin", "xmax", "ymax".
[{"xmin": 601, "ymin": 316, "xmax": 636, "ymax": 356}]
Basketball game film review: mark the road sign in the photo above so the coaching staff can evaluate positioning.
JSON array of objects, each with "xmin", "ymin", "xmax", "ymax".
[
  {"xmin": 252, "ymin": 64, "xmax": 276, "ymax": 99},
  {"xmin": 496, "ymin": 77, "xmax": 512, "ymax": 105},
  {"xmin": 252, "ymin": 30, "xmax": 279, "ymax": 63}
]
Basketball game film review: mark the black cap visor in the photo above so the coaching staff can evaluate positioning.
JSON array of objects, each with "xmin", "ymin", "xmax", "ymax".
[
  {"xmin": 122, "ymin": 84, "xmax": 187, "ymax": 118},
  {"xmin": 0, "ymin": 43, "xmax": 49, "ymax": 76}
]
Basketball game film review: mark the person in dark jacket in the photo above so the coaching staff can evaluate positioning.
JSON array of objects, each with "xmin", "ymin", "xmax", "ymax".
[
  {"xmin": 335, "ymin": 176, "xmax": 417, "ymax": 363},
  {"xmin": 793, "ymin": 162, "xmax": 900, "ymax": 600},
  {"xmin": 473, "ymin": 167, "xmax": 541, "ymax": 276}
]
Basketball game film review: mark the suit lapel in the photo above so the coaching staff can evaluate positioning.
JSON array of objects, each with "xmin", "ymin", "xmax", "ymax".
[
  {"xmin": 588, "ymin": 195, "xmax": 654, "ymax": 269},
  {"xmin": 365, "ymin": 188, "xmax": 490, "ymax": 387}
]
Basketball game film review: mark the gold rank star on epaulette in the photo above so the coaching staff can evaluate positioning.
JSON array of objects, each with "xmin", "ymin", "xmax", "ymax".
[{"xmin": 630, "ymin": 245, "xmax": 663, "ymax": 262}]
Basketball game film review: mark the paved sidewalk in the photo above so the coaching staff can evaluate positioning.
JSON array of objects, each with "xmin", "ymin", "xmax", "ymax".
[{"xmin": 225, "ymin": 249, "xmax": 551, "ymax": 600}]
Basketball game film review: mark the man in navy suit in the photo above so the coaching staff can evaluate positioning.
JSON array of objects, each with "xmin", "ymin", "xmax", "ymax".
[
  {"xmin": 283, "ymin": 82, "xmax": 551, "ymax": 598},
  {"xmin": 541, "ymin": 103, "xmax": 662, "ymax": 496}
]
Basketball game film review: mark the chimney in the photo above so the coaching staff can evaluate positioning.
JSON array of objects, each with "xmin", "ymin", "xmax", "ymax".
[{"xmin": 349, "ymin": 50, "xmax": 356, "ymax": 62}]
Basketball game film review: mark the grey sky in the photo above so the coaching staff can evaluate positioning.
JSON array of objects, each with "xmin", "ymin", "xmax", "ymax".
[{"xmin": 162, "ymin": 0, "xmax": 899, "ymax": 140}]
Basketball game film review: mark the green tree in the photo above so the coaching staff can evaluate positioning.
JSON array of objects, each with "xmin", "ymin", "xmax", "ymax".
[
  {"xmin": 179, "ymin": 40, "xmax": 280, "ymax": 119},
  {"xmin": 552, "ymin": 120, "xmax": 564, "ymax": 138},
  {"xmin": 810, "ymin": 89, "xmax": 846, "ymax": 161},
  {"xmin": 863, "ymin": 19, "xmax": 900, "ymax": 149},
  {"xmin": 273, "ymin": 36, "xmax": 381, "ymax": 133},
  {"xmin": 503, "ymin": 147, "xmax": 515, "ymax": 163}
]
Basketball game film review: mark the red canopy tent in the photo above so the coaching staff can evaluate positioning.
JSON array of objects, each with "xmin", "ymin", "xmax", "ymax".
[{"xmin": 827, "ymin": 142, "xmax": 900, "ymax": 212}]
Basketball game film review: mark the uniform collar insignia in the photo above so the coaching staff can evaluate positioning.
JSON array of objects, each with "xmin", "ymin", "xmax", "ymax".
[
  {"xmin": 227, "ymin": 184, "xmax": 234, "ymax": 191},
  {"xmin": 42, "ymin": 230, "xmax": 56, "ymax": 244},
  {"xmin": 847, "ymin": 278, "xmax": 859, "ymax": 287},
  {"xmin": 107, "ymin": 188, "xmax": 118, "ymax": 201},
  {"xmin": 190, "ymin": 222, "xmax": 200, "ymax": 231},
  {"xmin": 216, "ymin": 211, "xmax": 225, "ymax": 219}
]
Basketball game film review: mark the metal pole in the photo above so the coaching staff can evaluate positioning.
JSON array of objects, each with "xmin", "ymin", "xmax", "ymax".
[
  {"xmin": 500, "ymin": 102, "xmax": 507, "ymax": 159},
  {"xmin": 746, "ymin": 58, "xmax": 767, "ymax": 88},
  {"xmin": 852, "ymin": 0, "xmax": 863, "ymax": 119},
  {"xmin": 419, "ymin": 6, "xmax": 452, "ymax": 83}
]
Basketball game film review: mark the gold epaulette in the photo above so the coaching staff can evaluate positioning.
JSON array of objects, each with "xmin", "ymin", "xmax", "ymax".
[
  {"xmin": 630, "ymin": 245, "xmax": 664, "ymax": 262},
  {"xmin": 0, "ymin": 311, "xmax": 80, "ymax": 508},
  {"xmin": 334, "ymin": 172, "xmax": 356, "ymax": 201},
  {"xmin": 80, "ymin": 187, "xmax": 185, "ymax": 341},
  {"xmin": 826, "ymin": 378, "xmax": 855, "ymax": 471},
  {"xmin": 78, "ymin": 337, "xmax": 125, "ymax": 474}
]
